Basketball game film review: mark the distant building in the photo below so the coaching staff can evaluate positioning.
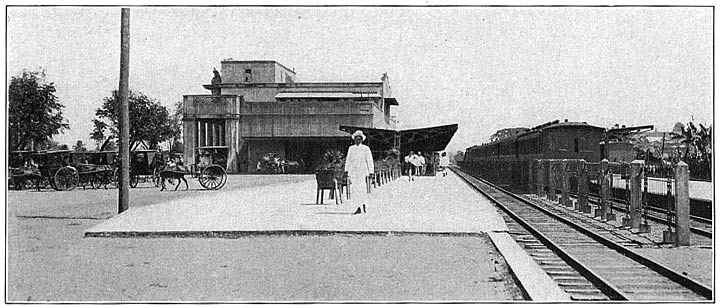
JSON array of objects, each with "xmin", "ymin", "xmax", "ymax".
[{"xmin": 182, "ymin": 60, "xmax": 400, "ymax": 173}]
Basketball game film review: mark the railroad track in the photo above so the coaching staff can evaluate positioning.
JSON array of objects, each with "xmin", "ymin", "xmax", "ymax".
[{"xmin": 452, "ymin": 167, "xmax": 712, "ymax": 301}]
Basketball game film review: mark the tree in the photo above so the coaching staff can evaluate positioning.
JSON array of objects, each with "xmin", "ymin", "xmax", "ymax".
[
  {"xmin": 91, "ymin": 91, "xmax": 178, "ymax": 150},
  {"xmin": 671, "ymin": 121, "xmax": 712, "ymax": 180},
  {"xmin": 8, "ymin": 70, "xmax": 69, "ymax": 151},
  {"xmin": 73, "ymin": 140, "xmax": 88, "ymax": 152},
  {"xmin": 167, "ymin": 100, "xmax": 184, "ymax": 153},
  {"xmin": 490, "ymin": 127, "xmax": 527, "ymax": 142},
  {"xmin": 451, "ymin": 150, "xmax": 464, "ymax": 164}
]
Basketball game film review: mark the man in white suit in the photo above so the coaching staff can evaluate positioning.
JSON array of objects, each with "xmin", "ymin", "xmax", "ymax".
[{"xmin": 345, "ymin": 130, "xmax": 374, "ymax": 214}]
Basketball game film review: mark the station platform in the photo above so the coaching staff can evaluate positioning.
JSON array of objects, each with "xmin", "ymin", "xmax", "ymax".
[
  {"xmin": 85, "ymin": 172, "xmax": 571, "ymax": 301},
  {"xmin": 85, "ymin": 173, "xmax": 508, "ymax": 235}
]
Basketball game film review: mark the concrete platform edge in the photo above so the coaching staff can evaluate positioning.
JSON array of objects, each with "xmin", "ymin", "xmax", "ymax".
[
  {"xmin": 487, "ymin": 230, "xmax": 571, "ymax": 302},
  {"xmin": 84, "ymin": 230, "xmax": 487, "ymax": 238}
]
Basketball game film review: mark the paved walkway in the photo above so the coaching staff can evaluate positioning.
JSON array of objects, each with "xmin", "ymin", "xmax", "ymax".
[
  {"xmin": 85, "ymin": 172, "xmax": 571, "ymax": 301},
  {"xmin": 86, "ymin": 173, "xmax": 508, "ymax": 235}
]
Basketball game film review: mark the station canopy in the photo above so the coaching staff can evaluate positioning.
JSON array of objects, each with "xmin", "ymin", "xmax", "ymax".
[{"xmin": 339, "ymin": 124, "xmax": 458, "ymax": 153}]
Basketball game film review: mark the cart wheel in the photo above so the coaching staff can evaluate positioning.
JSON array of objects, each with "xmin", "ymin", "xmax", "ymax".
[
  {"xmin": 198, "ymin": 164, "xmax": 227, "ymax": 190},
  {"xmin": 53, "ymin": 166, "xmax": 79, "ymax": 191}
]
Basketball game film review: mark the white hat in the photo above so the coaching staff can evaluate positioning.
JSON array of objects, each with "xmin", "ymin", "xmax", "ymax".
[{"xmin": 351, "ymin": 130, "xmax": 366, "ymax": 141}]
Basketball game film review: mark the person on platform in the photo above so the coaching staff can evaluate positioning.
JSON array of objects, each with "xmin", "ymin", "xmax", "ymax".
[
  {"xmin": 403, "ymin": 151, "xmax": 412, "ymax": 181},
  {"xmin": 439, "ymin": 152, "xmax": 450, "ymax": 177},
  {"xmin": 417, "ymin": 151, "xmax": 427, "ymax": 177},
  {"xmin": 345, "ymin": 130, "xmax": 374, "ymax": 215},
  {"xmin": 404, "ymin": 152, "xmax": 414, "ymax": 181},
  {"xmin": 409, "ymin": 151, "xmax": 422, "ymax": 181}
]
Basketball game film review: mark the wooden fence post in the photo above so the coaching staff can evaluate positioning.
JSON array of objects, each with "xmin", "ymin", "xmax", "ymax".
[
  {"xmin": 561, "ymin": 160, "xmax": 570, "ymax": 207},
  {"xmin": 674, "ymin": 161, "xmax": 691, "ymax": 246},
  {"xmin": 548, "ymin": 160, "xmax": 557, "ymax": 202},
  {"xmin": 629, "ymin": 160, "xmax": 644, "ymax": 229},
  {"xmin": 600, "ymin": 159, "xmax": 615, "ymax": 221},
  {"xmin": 577, "ymin": 159, "xmax": 589, "ymax": 213},
  {"xmin": 536, "ymin": 160, "xmax": 544, "ymax": 197}
]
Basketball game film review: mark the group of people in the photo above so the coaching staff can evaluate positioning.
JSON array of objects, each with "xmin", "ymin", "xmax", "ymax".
[
  {"xmin": 402, "ymin": 151, "xmax": 450, "ymax": 180},
  {"xmin": 404, "ymin": 151, "xmax": 427, "ymax": 181}
]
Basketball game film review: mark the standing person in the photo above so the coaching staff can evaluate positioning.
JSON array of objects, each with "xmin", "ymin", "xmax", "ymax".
[
  {"xmin": 410, "ymin": 151, "xmax": 422, "ymax": 181},
  {"xmin": 439, "ymin": 152, "xmax": 450, "ymax": 177},
  {"xmin": 345, "ymin": 130, "xmax": 374, "ymax": 215},
  {"xmin": 417, "ymin": 151, "xmax": 426, "ymax": 177},
  {"xmin": 404, "ymin": 151, "xmax": 414, "ymax": 181}
]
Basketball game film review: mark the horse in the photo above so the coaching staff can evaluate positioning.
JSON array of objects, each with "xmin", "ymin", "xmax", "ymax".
[{"xmin": 158, "ymin": 170, "xmax": 189, "ymax": 191}]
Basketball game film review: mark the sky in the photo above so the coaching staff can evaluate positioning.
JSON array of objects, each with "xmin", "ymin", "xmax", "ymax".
[{"xmin": 6, "ymin": 5, "xmax": 714, "ymax": 153}]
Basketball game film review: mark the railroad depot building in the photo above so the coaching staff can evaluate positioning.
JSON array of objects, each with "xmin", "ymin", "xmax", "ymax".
[{"xmin": 183, "ymin": 60, "xmax": 414, "ymax": 173}]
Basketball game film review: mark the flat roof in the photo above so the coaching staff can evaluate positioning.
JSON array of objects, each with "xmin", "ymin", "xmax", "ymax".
[
  {"xmin": 220, "ymin": 60, "xmax": 296, "ymax": 73},
  {"xmin": 275, "ymin": 92, "xmax": 381, "ymax": 99}
]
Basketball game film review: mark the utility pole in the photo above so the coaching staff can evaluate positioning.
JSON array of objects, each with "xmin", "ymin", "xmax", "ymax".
[{"xmin": 118, "ymin": 8, "xmax": 130, "ymax": 213}]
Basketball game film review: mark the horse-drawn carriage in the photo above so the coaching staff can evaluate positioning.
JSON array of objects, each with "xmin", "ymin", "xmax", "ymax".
[
  {"xmin": 157, "ymin": 146, "xmax": 227, "ymax": 191},
  {"xmin": 127, "ymin": 149, "xmax": 165, "ymax": 188},
  {"xmin": 8, "ymin": 151, "xmax": 46, "ymax": 190},
  {"xmin": 28, "ymin": 150, "xmax": 80, "ymax": 191},
  {"xmin": 8, "ymin": 150, "xmax": 119, "ymax": 191},
  {"xmin": 72, "ymin": 151, "xmax": 117, "ymax": 189}
]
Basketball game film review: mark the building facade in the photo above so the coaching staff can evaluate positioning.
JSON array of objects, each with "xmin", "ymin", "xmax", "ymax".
[{"xmin": 183, "ymin": 60, "xmax": 398, "ymax": 173}]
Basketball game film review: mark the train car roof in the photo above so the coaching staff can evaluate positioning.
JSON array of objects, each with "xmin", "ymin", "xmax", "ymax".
[
  {"xmin": 468, "ymin": 120, "xmax": 605, "ymax": 151},
  {"xmin": 517, "ymin": 121, "xmax": 604, "ymax": 137}
]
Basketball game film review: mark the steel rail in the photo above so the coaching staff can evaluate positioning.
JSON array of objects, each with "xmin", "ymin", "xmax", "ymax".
[
  {"xmin": 452, "ymin": 168, "xmax": 629, "ymax": 300},
  {"xmin": 452, "ymin": 167, "xmax": 713, "ymax": 301}
]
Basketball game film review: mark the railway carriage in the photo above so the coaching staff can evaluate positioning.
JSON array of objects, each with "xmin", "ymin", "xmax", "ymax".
[{"xmin": 463, "ymin": 120, "xmax": 605, "ymax": 190}]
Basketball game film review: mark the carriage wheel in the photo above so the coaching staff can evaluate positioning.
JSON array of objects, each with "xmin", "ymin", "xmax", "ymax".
[
  {"xmin": 53, "ymin": 167, "xmax": 79, "ymax": 191},
  {"xmin": 198, "ymin": 165, "xmax": 227, "ymax": 190},
  {"xmin": 111, "ymin": 169, "xmax": 139, "ymax": 188}
]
